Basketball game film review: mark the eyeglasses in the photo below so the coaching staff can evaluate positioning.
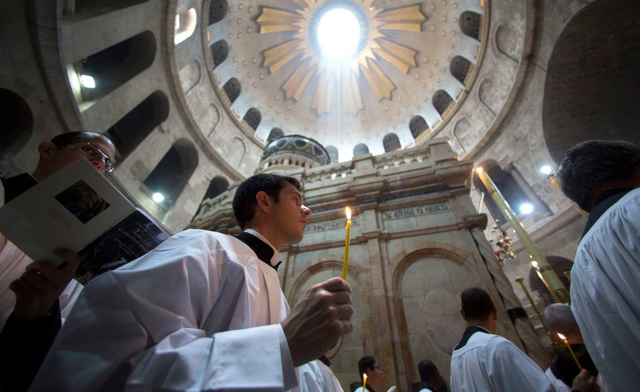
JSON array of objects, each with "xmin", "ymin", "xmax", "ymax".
[{"xmin": 65, "ymin": 142, "xmax": 115, "ymax": 173}]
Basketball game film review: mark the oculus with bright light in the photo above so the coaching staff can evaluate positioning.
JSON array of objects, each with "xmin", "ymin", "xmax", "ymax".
[
  {"xmin": 316, "ymin": 8, "xmax": 362, "ymax": 59},
  {"xmin": 80, "ymin": 75, "xmax": 96, "ymax": 89},
  {"xmin": 152, "ymin": 192, "xmax": 165, "ymax": 203},
  {"xmin": 519, "ymin": 202, "xmax": 534, "ymax": 215}
]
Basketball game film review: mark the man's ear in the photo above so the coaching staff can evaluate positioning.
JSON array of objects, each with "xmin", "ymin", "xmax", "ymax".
[
  {"xmin": 255, "ymin": 190, "xmax": 271, "ymax": 213},
  {"xmin": 460, "ymin": 309, "xmax": 466, "ymax": 320},
  {"xmin": 492, "ymin": 308, "xmax": 498, "ymax": 320},
  {"xmin": 38, "ymin": 141, "xmax": 56, "ymax": 158}
]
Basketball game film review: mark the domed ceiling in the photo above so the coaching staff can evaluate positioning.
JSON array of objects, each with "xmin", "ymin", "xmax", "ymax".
[{"xmin": 205, "ymin": 0, "xmax": 486, "ymax": 160}]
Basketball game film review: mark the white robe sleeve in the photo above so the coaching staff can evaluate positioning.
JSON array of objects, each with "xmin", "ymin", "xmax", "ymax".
[
  {"xmin": 485, "ymin": 339, "xmax": 555, "ymax": 392},
  {"xmin": 30, "ymin": 231, "xmax": 297, "ymax": 391}
]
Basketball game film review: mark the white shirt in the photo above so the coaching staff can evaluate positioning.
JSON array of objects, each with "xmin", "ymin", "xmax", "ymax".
[
  {"xmin": 544, "ymin": 367, "xmax": 571, "ymax": 392},
  {"xmin": 31, "ymin": 229, "xmax": 300, "ymax": 391},
  {"xmin": 0, "ymin": 177, "xmax": 82, "ymax": 328},
  {"xmin": 299, "ymin": 360, "xmax": 343, "ymax": 392},
  {"xmin": 571, "ymin": 187, "xmax": 640, "ymax": 392},
  {"xmin": 450, "ymin": 331, "xmax": 554, "ymax": 392}
]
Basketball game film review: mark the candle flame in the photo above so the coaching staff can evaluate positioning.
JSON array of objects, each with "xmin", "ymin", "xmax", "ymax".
[
  {"xmin": 531, "ymin": 261, "xmax": 538, "ymax": 268},
  {"xmin": 557, "ymin": 333, "xmax": 567, "ymax": 341},
  {"xmin": 476, "ymin": 167, "xmax": 484, "ymax": 174},
  {"xmin": 363, "ymin": 373, "xmax": 367, "ymax": 380},
  {"xmin": 345, "ymin": 206, "xmax": 352, "ymax": 220}
]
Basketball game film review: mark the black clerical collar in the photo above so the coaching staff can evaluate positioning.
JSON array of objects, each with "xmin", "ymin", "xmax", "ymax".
[
  {"xmin": 582, "ymin": 187, "xmax": 635, "ymax": 238},
  {"xmin": 235, "ymin": 231, "xmax": 282, "ymax": 271},
  {"xmin": 1, "ymin": 173, "xmax": 38, "ymax": 204},
  {"xmin": 454, "ymin": 326, "xmax": 490, "ymax": 350}
]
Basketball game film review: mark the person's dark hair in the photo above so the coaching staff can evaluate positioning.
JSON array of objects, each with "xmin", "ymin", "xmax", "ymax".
[
  {"xmin": 51, "ymin": 131, "xmax": 111, "ymax": 147},
  {"xmin": 461, "ymin": 287, "xmax": 495, "ymax": 321},
  {"xmin": 555, "ymin": 140, "xmax": 640, "ymax": 212},
  {"xmin": 232, "ymin": 173, "xmax": 301, "ymax": 229},
  {"xmin": 358, "ymin": 356, "xmax": 376, "ymax": 380},
  {"xmin": 418, "ymin": 360, "xmax": 439, "ymax": 383}
]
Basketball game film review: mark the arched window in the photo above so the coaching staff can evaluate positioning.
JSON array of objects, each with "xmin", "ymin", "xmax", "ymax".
[
  {"xmin": 0, "ymin": 88, "xmax": 32, "ymax": 154},
  {"xmin": 383, "ymin": 133, "xmax": 401, "ymax": 152},
  {"xmin": 210, "ymin": 40, "xmax": 229, "ymax": 68},
  {"xmin": 175, "ymin": 8, "xmax": 197, "ymax": 45},
  {"xmin": 353, "ymin": 143, "xmax": 369, "ymax": 157},
  {"xmin": 106, "ymin": 91, "xmax": 169, "ymax": 160},
  {"xmin": 432, "ymin": 90, "xmax": 454, "ymax": 116},
  {"xmin": 450, "ymin": 56, "xmax": 473, "ymax": 85},
  {"xmin": 144, "ymin": 139, "xmax": 198, "ymax": 206},
  {"xmin": 192, "ymin": 176, "xmax": 229, "ymax": 221},
  {"xmin": 222, "ymin": 78, "xmax": 241, "ymax": 104},
  {"xmin": 209, "ymin": 0, "xmax": 228, "ymax": 24},
  {"xmin": 409, "ymin": 116, "xmax": 429, "ymax": 139},
  {"xmin": 267, "ymin": 128, "xmax": 284, "ymax": 143},
  {"xmin": 325, "ymin": 145, "xmax": 339, "ymax": 163},
  {"xmin": 77, "ymin": 31, "xmax": 156, "ymax": 102},
  {"xmin": 243, "ymin": 108, "xmax": 261, "ymax": 131},
  {"xmin": 473, "ymin": 161, "xmax": 532, "ymax": 225},
  {"xmin": 459, "ymin": 11, "xmax": 481, "ymax": 40}
]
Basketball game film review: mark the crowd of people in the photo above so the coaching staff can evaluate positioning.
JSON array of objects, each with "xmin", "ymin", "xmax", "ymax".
[{"xmin": 0, "ymin": 134, "xmax": 638, "ymax": 391}]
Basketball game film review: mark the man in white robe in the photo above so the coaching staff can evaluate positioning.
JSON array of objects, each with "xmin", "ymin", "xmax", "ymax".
[
  {"xmin": 556, "ymin": 140, "xmax": 640, "ymax": 392},
  {"xmin": 449, "ymin": 288, "xmax": 595, "ymax": 392},
  {"xmin": 31, "ymin": 173, "xmax": 353, "ymax": 391},
  {"xmin": 0, "ymin": 131, "xmax": 117, "ymax": 391}
]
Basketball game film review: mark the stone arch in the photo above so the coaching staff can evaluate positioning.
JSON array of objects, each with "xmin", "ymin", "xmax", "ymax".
[
  {"xmin": 432, "ymin": 90, "xmax": 454, "ymax": 117},
  {"xmin": 222, "ymin": 78, "xmax": 241, "ymax": 104},
  {"xmin": 174, "ymin": 7, "xmax": 197, "ymax": 45},
  {"xmin": 209, "ymin": 0, "xmax": 228, "ymax": 24},
  {"xmin": 228, "ymin": 136, "xmax": 246, "ymax": 168},
  {"xmin": 391, "ymin": 244, "xmax": 481, "ymax": 382},
  {"xmin": 267, "ymin": 128, "xmax": 284, "ymax": 143},
  {"xmin": 409, "ymin": 115, "xmax": 429, "ymax": 139},
  {"xmin": 242, "ymin": 108, "xmax": 261, "ymax": 131},
  {"xmin": 325, "ymin": 145, "xmax": 339, "ymax": 163},
  {"xmin": 450, "ymin": 56, "xmax": 473, "ymax": 85},
  {"xmin": 210, "ymin": 40, "xmax": 229, "ymax": 68},
  {"xmin": 353, "ymin": 143, "xmax": 369, "ymax": 156},
  {"xmin": 0, "ymin": 88, "xmax": 33, "ymax": 154},
  {"xmin": 192, "ymin": 176, "xmax": 229, "ymax": 220},
  {"xmin": 106, "ymin": 91, "xmax": 169, "ymax": 161},
  {"xmin": 178, "ymin": 58, "xmax": 202, "ymax": 94},
  {"xmin": 495, "ymin": 24, "xmax": 519, "ymax": 62},
  {"xmin": 144, "ymin": 139, "xmax": 198, "ymax": 206},
  {"xmin": 459, "ymin": 11, "xmax": 481, "ymax": 40},
  {"xmin": 383, "ymin": 132, "xmax": 401, "ymax": 152},
  {"xmin": 78, "ymin": 31, "xmax": 156, "ymax": 102},
  {"xmin": 543, "ymin": 0, "xmax": 640, "ymax": 164},
  {"xmin": 452, "ymin": 117, "xmax": 472, "ymax": 154},
  {"xmin": 478, "ymin": 78, "xmax": 497, "ymax": 115}
]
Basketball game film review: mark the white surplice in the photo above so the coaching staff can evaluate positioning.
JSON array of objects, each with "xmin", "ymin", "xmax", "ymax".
[
  {"xmin": 571, "ymin": 187, "xmax": 640, "ymax": 392},
  {"xmin": 31, "ymin": 229, "xmax": 307, "ymax": 391},
  {"xmin": 0, "ymin": 177, "xmax": 82, "ymax": 329},
  {"xmin": 449, "ymin": 331, "xmax": 554, "ymax": 392}
]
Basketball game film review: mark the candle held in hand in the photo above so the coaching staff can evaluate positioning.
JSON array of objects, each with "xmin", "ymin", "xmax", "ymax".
[
  {"xmin": 341, "ymin": 207, "xmax": 352, "ymax": 280},
  {"xmin": 362, "ymin": 373, "xmax": 367, "ymax": 391},
  {"xmin": 557, "ymin": 333, "xmax": 582, "ymax": 370}
]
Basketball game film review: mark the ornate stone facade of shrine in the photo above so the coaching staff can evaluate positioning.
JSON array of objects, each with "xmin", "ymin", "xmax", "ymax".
[{"xmin": 191, "ymin": 136, "xmax": 548, "ymax": 390}]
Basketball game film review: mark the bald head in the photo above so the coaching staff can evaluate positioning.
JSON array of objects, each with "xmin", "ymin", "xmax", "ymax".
[{"xmin": 544, "ymin": 303, "xmax": 583, "ymax": 344}]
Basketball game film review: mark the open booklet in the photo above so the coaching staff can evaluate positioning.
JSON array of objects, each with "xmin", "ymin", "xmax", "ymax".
[{"xmin": 0, "ymin": 158, "xmax": 169, "ymax": 284}]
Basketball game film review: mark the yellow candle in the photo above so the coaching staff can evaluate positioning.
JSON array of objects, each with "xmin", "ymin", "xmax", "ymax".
[
  {"xmin": 341, "ymin": 207, "xmax": 352, "ymax": 280},
  {"xmin": 557, "ymin": 333, "xmax": 582, "ymax": 370},
  {"xmin": 362, "ymin": 373, "xmax": 367, "ymax": 391}
]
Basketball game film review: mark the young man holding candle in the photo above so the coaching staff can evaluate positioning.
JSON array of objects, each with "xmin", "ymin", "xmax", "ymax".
[
  {"xmin": 31, "ymin": 173, "xmax": 354, "ymax": 391},
  {"xmin": 556, "ymin": 140, "xmax": 640, "ymax": 392},
  {"xmin": 449, "ymin": 288, "xmax": 596, "ymax": 392}
]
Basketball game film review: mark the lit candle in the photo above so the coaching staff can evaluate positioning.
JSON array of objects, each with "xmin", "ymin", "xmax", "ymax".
[
  {"xmin": 557, "ymin": 333, "xmax": 582, "ymax": 370},
  {"xmin": 341, "ymin": 207, "xmax": 352, "ymax": 280},
  {"xmin": 362, "ymin": 373, "xmax": 367, "ymax": 391}
]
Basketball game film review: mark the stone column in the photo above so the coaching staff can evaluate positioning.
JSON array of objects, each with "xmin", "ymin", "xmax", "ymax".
[{"xmin": 464, "ymin": 214, "xmax": 550, "ymax": 368}]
